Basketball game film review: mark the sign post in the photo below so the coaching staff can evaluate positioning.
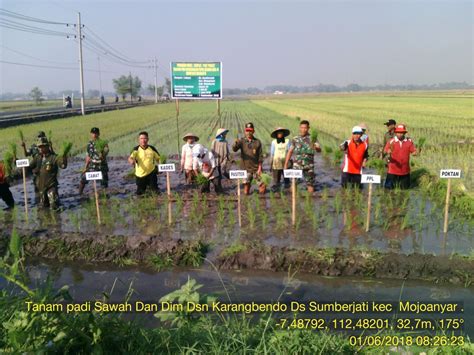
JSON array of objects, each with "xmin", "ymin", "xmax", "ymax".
[
  {"xmin": 439, "ymin": 169, "xmax": 461, "ymax": 234},
  {"xmin": 159, "ymin": 163, "xmax": 176, "ymax": 197},
  {"xmin": 86, "ymin": 171, "xmax": 103, "ymax": 225},
  {"xmin": 16, "ymin": 159, "xmax": 30, "ymax": 221},
  {"xmin": 361, "ymin": 174, "xmax": 381, "ymax": 232},
  {"xmin": 284, "ymin": 169, "xmax": 303, "ymax": 226},
  {"xmin": 230, "ymin": 170, "xmax": 248, "ymax": 227}
]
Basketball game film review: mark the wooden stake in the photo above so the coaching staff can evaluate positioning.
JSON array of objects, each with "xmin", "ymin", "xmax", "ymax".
[
  {"xmin": 365, "ymin": 183, "xmax": 373, "ymax": 232},
  {"xmin": 22, "ymin": 167, "xmax": 28, "ymax": 221},
  {"xmin": 175, "ymin": 99, "xmax": 180, "ymax": 158},
  {"xmin": 237, "ymin": 178, "xmax": 241, "ymax": 227},
  {"xmin": 93, "ymin": 180, "xmax": 101, "ymax": 224},
  {"xmin": 291, "ymin": 177, "xmax": 296, "ymax": 226},
  {"xmin": 168, "ymin": 199, "xmax": 172, "ymax": 226},
  {"xmin": 166, "ymin": 172, "xmax": 171, "ymax": 197},
  {"xmin": 443, "ymin": 178, "xmax": 451, "ymax": 234}
]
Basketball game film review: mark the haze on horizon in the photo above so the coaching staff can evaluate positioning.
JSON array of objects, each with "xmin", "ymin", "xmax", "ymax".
[{"xmin": 1, "ymin": 0, "xmax": 472, "ymax": 95}]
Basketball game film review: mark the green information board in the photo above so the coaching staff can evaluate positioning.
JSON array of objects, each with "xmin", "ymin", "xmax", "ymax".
[{"xmin": 171, "ymin": 62, "xmax": 222, "ymax": 99}]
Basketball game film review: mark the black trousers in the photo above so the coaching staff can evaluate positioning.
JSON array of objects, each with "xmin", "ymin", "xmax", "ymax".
[
  {"xmin": 0, "ymin": 182, "xmax": 14, "ymax": 208},
  {"xmin": 384, "ymin": 173, "xmax": 410, "ymax": 190},
  {"xmin": 136, "ymin": 169, "xmax": 159, "ymax": 195},
  {"xmin": 341, "ymin": 172, "xmax": 362, "ymax": 189}
]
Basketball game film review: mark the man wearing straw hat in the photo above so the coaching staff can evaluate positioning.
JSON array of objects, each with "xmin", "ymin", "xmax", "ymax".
[
  {"xmin": 383, "ymin": 124, "xmax": 418, "ymax": 189},
  {"xmin": 232, "ymin": 122, "xmax": 264, "ymax": 195},
  {"xmin": 211, "ymin": 128, "xmax": 230, "ymax": 192},
  {"xmin": 270, "ymin": 127, "xmax": 291, "ymax": 192},
  {"xmin": 180, "ymin": 133, "xmax": 199, "ymax": 184},
  {"xmin": 29, "ymin": 137, "xmax": 68, "ymax": 210}
]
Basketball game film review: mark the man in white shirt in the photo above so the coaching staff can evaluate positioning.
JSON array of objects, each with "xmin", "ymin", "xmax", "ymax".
[{"xmin": 192, "ymin": 144, "xmax": 220, "ymax": 193}]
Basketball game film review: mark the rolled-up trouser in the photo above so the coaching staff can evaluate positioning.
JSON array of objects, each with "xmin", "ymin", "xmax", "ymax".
[{"xmin": 39, "ymin": 186, "xmax": 60, "ymax": 209}]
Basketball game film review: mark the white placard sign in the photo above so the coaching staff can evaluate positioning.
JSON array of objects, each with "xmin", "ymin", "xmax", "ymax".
[
  {"xmin": 361, "ymin": 174, "xmax": 381, "ymax": 184},
  {"xmin": 284, "ymin": 169, "xmax": 303, "ymax": 178},
  {"xmin": 439, "ymin": 169, "xmax": 461, "ymax": 179},
  {"xmin": 229, "ymin": 170, "xmax": 248, "ymax": 179},
  {"xmin": 85, "ymin": 171, "xmax": 103, "ymax": 180},
  {"xmin": 16, "ymin": 159, "xmax": 30, "ymax": 168},
  {"xmin": 158, "ymin": 163, "xmax": 176, "ymax": 172}
]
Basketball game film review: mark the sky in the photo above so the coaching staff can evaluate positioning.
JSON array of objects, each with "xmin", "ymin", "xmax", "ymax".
[{"xmin": 0, "ymin": 0, "xmax": 473, "ymax": 94}]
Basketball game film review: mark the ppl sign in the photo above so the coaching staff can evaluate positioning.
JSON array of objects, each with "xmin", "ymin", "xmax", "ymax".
[
  {"xmin": 16, "ymin": 159, "xmax": 30, "ymax": 168},
  {"xmin": 361, "ymin": 174, "xmax": 381, "ymax": 184},
  {"xmin": 284, "ymin": 169, "xmax": 303, "ymax": 178},
  {"xmin": 158, "ymin": 164, "xmax": 176, "ymax": 172},
  {"xmin": 85, "ymin": 171, "xmax": 103, "ymax": 181},
  {"xmin": 229, "ymin": 170, "xmax": 248, "ymax": 179},
  {"xmin": 440, "ymin": 169, "xmax": 461, "ymax": 179}
]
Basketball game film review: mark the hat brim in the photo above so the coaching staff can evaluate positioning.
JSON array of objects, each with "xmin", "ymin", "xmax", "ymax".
[
  {"xmin": 352, "ymin": 131, "xmax": 363, "ymax": 134},
  {"xmin": 394, "ymin": 130, "xmax": 407, "ymax": 133},
  {"xmin": 216, "ymin": 129, "xmax": 229, "ymax": 138},
  {"xmin": 183, "ymin": 135, "xmax": 199, "ymax": 142},
  {"xmin": 271, "ymin": 128, "xmax": 290, "ymax": 139}
]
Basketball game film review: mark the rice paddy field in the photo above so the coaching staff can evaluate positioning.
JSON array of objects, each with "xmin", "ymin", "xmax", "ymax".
[{"xmin": 1, "ymin": 91, "xmax": 474, "ymax": 353}]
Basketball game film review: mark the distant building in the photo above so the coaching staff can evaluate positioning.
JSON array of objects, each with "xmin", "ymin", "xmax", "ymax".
[{"xmin": 273, "ymin": 91, "xmax": 284, "ymax": 95}]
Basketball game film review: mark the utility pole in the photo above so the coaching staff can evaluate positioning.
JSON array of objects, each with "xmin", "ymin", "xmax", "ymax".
[
  {"xmin": 98, "ymin": 56, "xmax": 102, "ymax": 97},
  {"xmin": 129, "ymin": 71, "xmax": 133, "ymax": 103},
  {"xmin": 154, "ymin": 57, "xmax": 158, "ymax": 104},
  {"xmin": 77, "ymin": 12, "xmax": 85, "ymax": 115}
]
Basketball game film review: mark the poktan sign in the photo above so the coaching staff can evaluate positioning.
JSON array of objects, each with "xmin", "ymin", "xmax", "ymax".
[{"xmin": 171, "ymin": 62, "xmax": 222, "ymax": 99}]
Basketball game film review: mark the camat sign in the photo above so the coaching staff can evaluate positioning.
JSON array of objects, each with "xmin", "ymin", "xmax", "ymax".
[{"xmin": 439, "ymin": 169, "xmax": 461, "ymax": 178}]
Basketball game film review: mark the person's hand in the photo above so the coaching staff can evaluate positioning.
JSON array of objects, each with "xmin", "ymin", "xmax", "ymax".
[
  {"xmin": 257, "ymin": 167, "xmax": 262, "ymax": 176},
  {"xmin": 362, "ymin": 161, "xmax": 367, "ymax": 168},
  {"xmin": 314, "ymin": 142, "xmax": 321, "ymax": 151}
]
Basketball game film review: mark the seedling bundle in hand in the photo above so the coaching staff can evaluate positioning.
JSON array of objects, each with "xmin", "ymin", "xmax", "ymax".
[{"xmin": 60, "ymin": 142, "xmax": 73, "ymax": 158}]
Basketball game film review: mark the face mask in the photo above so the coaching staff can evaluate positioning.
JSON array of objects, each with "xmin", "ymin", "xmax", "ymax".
[{"xmin": 217, "ymin": 135, "xmax": 226, "ymax": 142}]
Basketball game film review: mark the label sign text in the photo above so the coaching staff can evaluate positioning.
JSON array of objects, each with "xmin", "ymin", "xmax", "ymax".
[
  {"xmin": 229, "ymin": 170, "xmax": 248, "ymax": 179},
  {"xmin": 361, "ymin": 174, "xmax": 381, "ymax": 184}
]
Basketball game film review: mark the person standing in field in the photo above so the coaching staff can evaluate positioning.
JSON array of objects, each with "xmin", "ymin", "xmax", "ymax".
[
  {"xmin": 29, "ymin": 137, "xmax": 67, "ymax": 210},
  {"xmin": 180, "ymin": 133, "xmax": 199, "ymax": 184},
  {"xmin": 21, "ymin": 131, "xmax": 51, "ymax": 198},
  {"xmin": 79, "ymin": 127, "xmax": 109, "ymax": 195},
  {"xmin": 384, "ymin": 124, "xmax": 418, "ymax": 189},
  {"xmin": 0, "ymin": 160, "xmax": 15, "ymax": 210},
  {"xmin": 211, "ymin": 128, "xmax": 229, "ymax": 192},
  {"xmin": 339, "ymin": 126, "xmax": 368, "ymax": 189},
  {"xmin": 270, "ymin": 127, "xmax": 291, "ymax": 192},
  {"xmin": 232, "ymin": 122, "xmax": 264, "ymax": 195},
  {"xmin": 284, "ymin": 120, "xmax": 321, "ymax": 193},
  {"xmin": 381, "ymin": 119, "xmax": 396, "ymax": 158},
  {"xmin": 192, "ymin": 144, "xmax": 219, "ymax": 193},
  {"xmin": 128, "ymin": 131, "xmax": 160, "ymax": 195}
]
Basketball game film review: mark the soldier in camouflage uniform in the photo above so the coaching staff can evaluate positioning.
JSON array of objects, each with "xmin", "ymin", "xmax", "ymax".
[
  {"xmin": 21, "ymin": 131, "xmax": 49, "ymax": 196},
  {"xmin": 381, "ymin": 119, "xmax": 396, "ymax": 158},
  {"xmin": 284, "ymin": 120, "xmax": 321, "ymax": 193},
  {"xmin": 79, "ymin": 127, "xmax": 109, "ymax": 195},
  {"xmin": 29, "ymin": 137, "xmax": 67, "ymax": 210}
]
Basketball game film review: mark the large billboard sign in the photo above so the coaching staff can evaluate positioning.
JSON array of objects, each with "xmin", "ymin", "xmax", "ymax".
[{"xmin": 171, "ymin": 62, "xmax": 222, "ymax": 99}]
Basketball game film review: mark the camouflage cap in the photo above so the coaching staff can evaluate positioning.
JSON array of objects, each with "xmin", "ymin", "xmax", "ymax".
[
  {"xmin": 37, "ymin": 131, "xmax": 46, "ymax": 138},
  {"xmin": 37, "ymin": 136, "xmax": 49, "ymax": 147}
]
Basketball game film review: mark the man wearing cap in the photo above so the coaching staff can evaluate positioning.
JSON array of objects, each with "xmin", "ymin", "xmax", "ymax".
[
  {"xmin": 270, "ymin": 127, "xmax": 291, "ymax": 191},
  {"xmin": 284, "ymin": 120, "xmax": 321, "ymax": 193},
  {"xmin": 192, "ymin": 144, "xmax": 219, "ymax": 193},
  {"xmin": 211, "ymin": 128, "xmax": 230, "ymax": 192},
  {"xmin": 21, "ymin": 131, "xmax": 51, "ymax": 197},
  {"xmin": 181, "ymin": 133, "xmax": 199, "ymax": 184},
  {"xmin": 232, "ymin": 122, "xmax": 264, "ymax": 195},
  {"xmin": 381, "ymin": 119, "xmax": 396, "ymax": 158},
  {"xmin": 0, "ymin": 159, "xmax": 15, "ymax": 210},
  {"xmin": 384, "ymin": 124, "xmax": 418, "ymax": 189},
  {"xmin": 79, "ymin": 127, "xmax": 109, "ymax": 195},
  {"xmin": 339, "ymin": 126, "xmax": 369, "ymax": 189},
  {"xmin": 29, "ymin": 137, "xmax": 68, "ymax": 210},
  {"xmin": 128, "ymin": 131, "xmax": 160, "ymax": 195}
]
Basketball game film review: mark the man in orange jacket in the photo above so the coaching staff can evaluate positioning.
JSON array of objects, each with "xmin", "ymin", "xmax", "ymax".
[{"xmin": 339, "ymin": 126, "xmax": 369, "ymax": 189}]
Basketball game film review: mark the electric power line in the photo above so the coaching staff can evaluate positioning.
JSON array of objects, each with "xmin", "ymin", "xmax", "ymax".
[
  {"xmin": 0, "ymin": 44, "xmax": 77, "ymax": 65},
  {"xmin": 0, "ymin": 8, "xmax": 71, "ymax": 25},
  {"xmin": 0, "ymin": 59, "xmax": 118, "ymax": 73}
]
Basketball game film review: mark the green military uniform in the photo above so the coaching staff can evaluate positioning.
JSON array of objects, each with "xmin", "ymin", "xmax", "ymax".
[
  {"xmin": 29, "ymin": 139, "xmax": 67, "ymax": 209},
  {"xmin": 382, "ymin": 131, "xmax": 395, "ymax": 158},
  {"xmin": 81, "ymin": 139, "xmax": 109, "ymax": 188},
  {"xmin": 290, "ymin": 134, "xmax": 318, "ymax": 187}
]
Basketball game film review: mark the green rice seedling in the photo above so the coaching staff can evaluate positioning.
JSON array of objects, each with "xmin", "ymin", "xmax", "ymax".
[
  {"xmin": 325, "ymin": 214, "xmax": 334, "ymax": 231},
  {"xmin": 59, "ymin": 141, "xmax": 73, "ymax": 158},
  {"xmin": 255, "ymin": 173, "xmax": 271, "ymax": 188},
  {"xmin": 310, "ymin": 128, "xmax": 318, "ymax": 143},
  {"xmin": 260, "ymin": 209, "xmax": 268, "ymax": 229},
  {"xmin": 367, "ymin": 158, "xmax": 386, "ymax": 175},
  {"xmin": 159, "ymin": 154, "xmax": 167, "ymax": 164},
  {"xmin": 227, "ymin": 200, "xmax": 235, "ymax": 226},
  {"xmin": 246, "ymin": 199, "xmax": 256, "ymax": 229},
  {"xmin": 323, "ymin": 145, "xmax": 333, "ymax": 155},
  {"xmin": 334, "ymin": 190, "xmax": 342, "ymax": 216},
  {"xmin": 94, "ymin": 138, "xmax": 108, "ymax": 154},
  {"xmin": 195, "ymin": 173, "xmax": 209, "ymax": 188},
  {"xmin": 321, "ymin": 187, "xmax": 329, "ymax": 202},
  {"xmin": 2, "ymin": 151, "xmax": 15, "ymax": 177},
  {"xmin": 333, "ymin": 150, "xmax": 343, "ymax": 165},
  {"xmin": 175, "ymin": 192, "xmax": 184, "ymax": 214},
  {"xmin": 18, "ymin": 129, "xmax": 24, "ymax": 143},
  {"xmin": 8, "ymin": 143, "xmax": 17, "ymax": 159},
  {"xmin": 148, "ymin": 254, "xmax": 173, "ymax": 271},
  {"xmin": 417, "ymin": 137, "xmax": 426, "ymax": 150}
]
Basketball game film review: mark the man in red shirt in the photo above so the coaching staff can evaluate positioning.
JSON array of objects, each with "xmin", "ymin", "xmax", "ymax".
[
  {"xmin": 383, "ymin": 124, "xmax": 418, "ymax": 189},
  {"xmin": 339, "ymin": 126, "xmax": 369, "ymax": 189}
]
